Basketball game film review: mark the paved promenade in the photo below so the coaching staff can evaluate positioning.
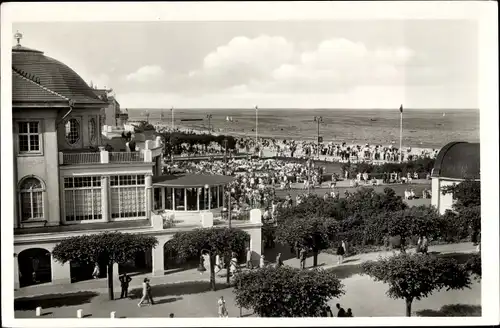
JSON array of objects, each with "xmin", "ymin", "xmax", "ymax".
[{"xmin": 15, "ymin": 242, "xmax": 475, "ymax": 299}]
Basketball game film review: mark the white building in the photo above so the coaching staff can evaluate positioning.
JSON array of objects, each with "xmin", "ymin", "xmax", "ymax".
[
  {"xmin": 11, "ymin": 35, "xmax": 262, "ymax": 290},
  {"xmin": 431, "ymin": 142, "xmax": 480, "ymax": 214}
]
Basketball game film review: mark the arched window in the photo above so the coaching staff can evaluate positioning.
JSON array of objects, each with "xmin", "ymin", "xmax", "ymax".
[
  {"xmin": 89, "ymin": 118, "xmax": 97, "ymax": 144},
  {"xmin": 19, "ymin": 177, "xmax": 44, "ymax": 221},
  {"xmin": 65, "ymin": 119, "xmax": 80, "ymax": 145}
]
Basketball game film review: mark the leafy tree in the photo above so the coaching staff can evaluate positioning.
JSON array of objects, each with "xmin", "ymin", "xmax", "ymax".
[
  {"xmin": 442, "ymin": 179, "xmax": 481, "ymax": 242},
  {"xmin": 275, "ymin": 216, "xmax": 337, "ymax": 267},
  {"xmin": 52, "ymin": 232, "xmax": 158, "ymax": 300},
  {"xmin": 340, "ymin": 187, "xmax": 407, "ymax": 220},
  {"xmin": 384, "ymin": 205, "xmax": 441, "ymax": 252},
  {"xmin": 465, "ymin": 253, "xmax": 481, "ymax": 280},
  {"xmin": 164, "ymin": 227, "xmax": 249, "ymax": 290},
  {"xmin": 362, "ymin": 253, "xmax": 472, "ymax": 316},
  {"xmin": 275, "ymin": 194, "xmax": 340, "ymax": 223},
  {"xmin": 232, "ymin": 266, "xmax": 344, "ymax": 317},
  {"xmin": 441, "ymin": 179, "xmax": 481, "ymax": 210}
]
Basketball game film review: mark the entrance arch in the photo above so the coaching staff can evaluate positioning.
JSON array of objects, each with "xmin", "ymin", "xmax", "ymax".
[
  {"xmin": 118, "ymin": 248, "xmax": 152, "ymax": 275},
  {"xmin": 18, "ymin": 248, "xmax": 52, "ymax": 288}
]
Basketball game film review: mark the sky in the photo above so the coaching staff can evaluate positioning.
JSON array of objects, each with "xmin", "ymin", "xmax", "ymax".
[{"xmin": 13, "ymin": 20, "xmax": 478, "ymax": 109}]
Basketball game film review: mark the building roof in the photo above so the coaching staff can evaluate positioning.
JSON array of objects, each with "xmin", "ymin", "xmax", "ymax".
[
  {"xmin": 152, "ymin": 174, "xmax": 234, "ymax": 188},
  {"xmin": 12, "ymin": 44, "xmax": 106, "ymax": 106},
  {"xmin": 12, "ymin": 70, "xmax": 68, "ymax": 103},
  {"xmin": 432, "ymin": 142, "xmax": 480, "ymax": 179}
]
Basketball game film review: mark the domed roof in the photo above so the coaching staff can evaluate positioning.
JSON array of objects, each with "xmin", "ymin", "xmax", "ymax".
[
  {"xmin": 432, "ymin": 142, "xmax": 480, "ymax": 179},
  {"xmin": 12, "ymin": 44, "xmax": 106, "ymax": 106}
]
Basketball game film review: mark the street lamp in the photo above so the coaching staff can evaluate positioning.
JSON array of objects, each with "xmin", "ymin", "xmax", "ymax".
[
  {"xmin": 170, "ymin": 106, "xmax": 174, "ymax": 131},
  {"xmin": 255, "ymin": 106, "xmax": 258, "ymax": 150},
  {"xmin": 204, "ymin": 184, "xmax": 209, "ymax": 210},
  {"xmin": 314, "ymin": 116, "xmax": 323, "ymax": 160},
  {"xmin": 206, "ymin": 114, "xmax": 213, "ymax": 133}
]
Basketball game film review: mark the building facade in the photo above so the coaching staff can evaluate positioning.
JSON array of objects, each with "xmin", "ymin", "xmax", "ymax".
[
  {"xmin": 12, "ymin": 37, "xmax": 262, "ymax": 290},
  {"xmin": 431, "ymin": 141, "xmax": 480, "ymax": 214}
]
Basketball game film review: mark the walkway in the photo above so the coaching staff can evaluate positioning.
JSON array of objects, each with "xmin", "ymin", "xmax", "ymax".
[{"xmin": 15, "ymin": 242, "xmax": 476, "ymax": 299}]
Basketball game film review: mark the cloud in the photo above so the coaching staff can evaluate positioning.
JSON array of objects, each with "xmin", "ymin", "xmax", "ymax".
[
  {"xmin": 188, "ymin": 36, "xmax": 417, "ymax": 95},
  {"xmin": 268, "ymin": 38, "xmax": 416, "ymax": 91},
  {"xmin": 187, "ymin": 35, "xmax": 295, "ymax": 90},
  {"xmin": 125, "ymin": 65, "xmax": 165, "ymax": 83}
]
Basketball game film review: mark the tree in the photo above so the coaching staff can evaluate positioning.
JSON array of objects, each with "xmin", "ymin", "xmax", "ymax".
[
  {"xmin": 362, "ymin": 253, "xmax": 472, "ymax": 316},
  {"xmin": 164, "ymin": 227, "xmax": 249, "ymax": 290},
  {"xmin": 442, "ymin": 179, "xmax": 481, "ymax": 243},
  {"xmin": 384, "ymin": 205, "xmax": 441, "ymax": 252},
  {"xmin": 232, "ymin": 266, "xmax": 344, "ymax": 317},
  {"xmin": 276, "ymin": 216, "xmax": 337, "ymax": 267},
  {"xmin": 52, "ymin": 232, "xmax": 158, "ymax": 300},
  {"xmin": 275, "ymin": 194, "xmax": 340, "ymax": 223},
  {"xmin": 465, "ymin": 253, "xmax": 481, "ymax": 280},
  {"xmin": 441, "ymin": 179, "xmax": 480, "ymax": 210}
]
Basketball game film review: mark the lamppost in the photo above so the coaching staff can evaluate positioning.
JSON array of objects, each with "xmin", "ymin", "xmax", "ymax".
[
  {"xmin": 314, "ymin": 116, "xmax": 323, "ymax": 160},
  {"xmin": 255, "ymin": 105, "xmax": 259, "ymax": 151},
  {"xmin": 204, "ymin": 184, "xmax": 209, "ymax": 210},
  {"xmin": 223, "ymin": 138, "xmax": 232, "ymax": 227},
  {"xmin": 170, "ymin": 106, "xmax": 174, "ymax": 131},
  {"xmin": 206, "ymin": 114, "xmax": 212, "ymax": 133}
]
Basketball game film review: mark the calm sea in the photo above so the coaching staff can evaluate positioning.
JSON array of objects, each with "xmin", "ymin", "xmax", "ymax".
[{"xmin": 126, "ymin": 108, "xmax": 480, "ymax": 149}]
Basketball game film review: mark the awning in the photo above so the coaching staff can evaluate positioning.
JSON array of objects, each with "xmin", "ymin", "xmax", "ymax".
[{"xmin": 152, "ymin": 174, "xmax": 235, "ymax": 188}]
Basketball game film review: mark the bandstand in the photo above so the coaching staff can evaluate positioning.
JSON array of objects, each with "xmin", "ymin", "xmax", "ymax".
[{"xmin": 152, "ymin": 174, "xmax": 234, "ymax": 214}]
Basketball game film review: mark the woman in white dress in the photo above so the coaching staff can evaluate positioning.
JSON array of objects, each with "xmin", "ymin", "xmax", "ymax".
[{"xmin": 218, "ymin": 296, "xmax": 228, "ymax": 317}]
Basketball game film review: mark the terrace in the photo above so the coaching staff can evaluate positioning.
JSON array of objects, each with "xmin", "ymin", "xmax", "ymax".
[{"xmin": 59, "ymin": 137, "xmax": 163, "ymax": 165}]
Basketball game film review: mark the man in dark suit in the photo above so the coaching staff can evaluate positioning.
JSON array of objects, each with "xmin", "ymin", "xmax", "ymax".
[{"xmin": 119, "ymin": 273, "xmax": 132, "ymax": 298}]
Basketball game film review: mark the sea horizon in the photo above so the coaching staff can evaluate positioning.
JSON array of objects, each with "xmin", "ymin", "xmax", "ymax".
[{"xmin": 125, "ymin": 107, "xmax": 479, "ymax": 112}]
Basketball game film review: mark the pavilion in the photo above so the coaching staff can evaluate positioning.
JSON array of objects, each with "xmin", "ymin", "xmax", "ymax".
[{"xmin": 152, "ymin": 174, "xmax": 234, "ymax": 213}]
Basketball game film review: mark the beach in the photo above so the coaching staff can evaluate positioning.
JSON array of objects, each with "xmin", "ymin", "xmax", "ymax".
[{"xmin": 127, "ymin": 108, "xmax": 479, "ymax": 149}]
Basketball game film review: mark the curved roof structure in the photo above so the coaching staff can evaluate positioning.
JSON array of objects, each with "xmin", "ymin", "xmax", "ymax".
[
  {"xmin": 152, "ymin": 174, "xmax": 235, "ymax": 188},
  {"xmin": 432, "ymin": 142, "xmax": 480, "ymax": 179},
  {"xmin": 12, "ymin": 44, "xmax": 106, "ymax": 106}
]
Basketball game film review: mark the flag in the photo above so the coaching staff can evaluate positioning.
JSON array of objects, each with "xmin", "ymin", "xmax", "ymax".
[{"xmin": 399, "ymin": 104, "xmax": 403, "ymax": 113}]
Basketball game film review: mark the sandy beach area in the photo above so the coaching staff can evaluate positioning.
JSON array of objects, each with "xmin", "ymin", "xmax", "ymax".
[{"xmin": 152, "ymin": 122, "xmax": 438, "ymax": 156}]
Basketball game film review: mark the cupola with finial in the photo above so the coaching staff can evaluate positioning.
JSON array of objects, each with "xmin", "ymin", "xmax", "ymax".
[{"xmin": 14, "ymin": 30, "xmax": 23, "ymax": 46}]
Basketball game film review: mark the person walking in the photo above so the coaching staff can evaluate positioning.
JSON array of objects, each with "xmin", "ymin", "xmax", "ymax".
[
  {"xmin": 299, "ymin": 247, "xmax": 307, "ymax": 270},
  {"xmin": 218, "ymin": 296, "xmax": 228, "ymax": 317},
  {"xmin": 337, "ymin": 243, "xmax": 345, "ymax": 264},
  {"xmin": 230, "ymin": 254, "xmax": 238, "ymax": 277},
  {"xmin": 246, "ymin": 248, "xmax": 253, "ymax": 270},
  {"xmin": 259, "ymin": 255, "xmax": 266, "ymax": 268},
  {"xmin": 215, "ymin": 253, "xmax": 222, "ymax": 273},
  {"xmin": 92, "ymin": 263, "xmax": 100, "ymax": 279},
  {"xmin": 275, "ymin": 253, "xmax": 283, "ymax": 268},
  {"xmin": 137, "ymin": 278, "xmax": 154, "ymax": 306},
  {"xmin": 421, "ymin": 236, "xmax": 429, "ymax": 254},
  {"xmin": 198, "ymin": 254, "xmax": 207, "ymax": 274},
  {"xmin": 342, "ymin": 240, "xmax": 348, "ymax": 257},
  {"xmin": 119, "ymin": 273, "xmax": 132, "ymax": 299}
]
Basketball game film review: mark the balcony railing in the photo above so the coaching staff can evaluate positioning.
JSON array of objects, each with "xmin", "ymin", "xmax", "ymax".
[
  {"xmin": 109, "ymin": 152, "xmax": 144, "ymax": 163},
  {"xmin": 62, "ymin": 152, "xmax": 101, "ymax": 165},
  {"xmin": 60, "ymin": 138, "xmax": 163, "ymax": 165}
]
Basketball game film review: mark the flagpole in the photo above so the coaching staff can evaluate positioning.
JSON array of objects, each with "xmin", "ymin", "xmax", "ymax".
[
  {"xmin": 399, "ymin": 105, "xmax": 403, "ymax": 163},
  {"xmin": 255, "ymin": 105, "xmax": 258, "ymax": 148},
  {"xmin": 171, "ymin": 106, "xmax": 174, "ymax": 131}
]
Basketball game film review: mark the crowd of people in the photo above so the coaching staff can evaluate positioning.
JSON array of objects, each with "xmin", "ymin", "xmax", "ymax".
[
  {"xmin": 172, "ymin": 158, "xmax": 326, "ymax": 212},
  {"xmin": 153, "ymin": 124, "xmax": 439, "ymax": 165}
]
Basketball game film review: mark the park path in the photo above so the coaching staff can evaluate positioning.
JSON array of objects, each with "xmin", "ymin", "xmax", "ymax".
[{"xmin": 14, "ymin": 242, "xmax": 476, "ymax": 299}]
